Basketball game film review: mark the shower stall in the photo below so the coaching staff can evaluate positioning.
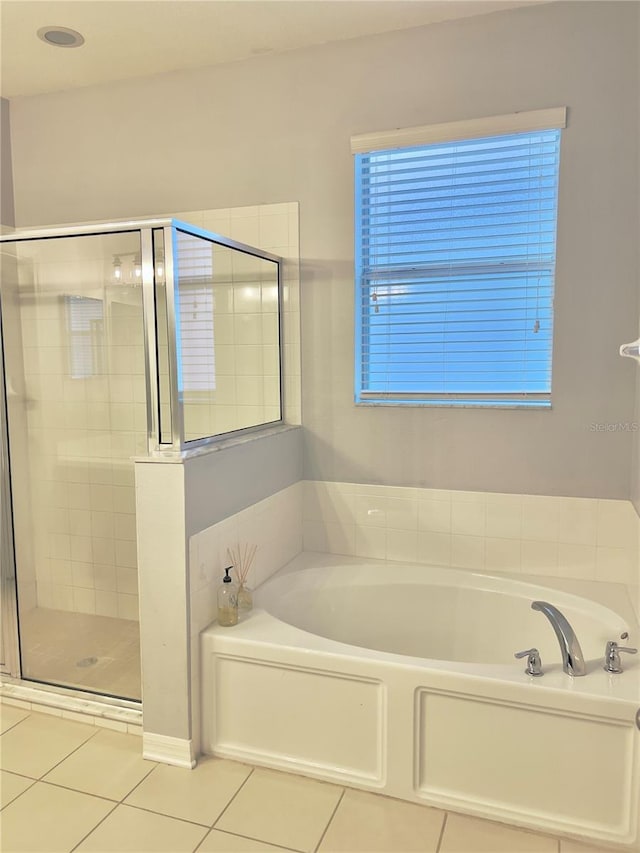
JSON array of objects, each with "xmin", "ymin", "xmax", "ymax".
[{"xmin": 0, "ymin": 218, "xmax": 281, "ymax": 705}]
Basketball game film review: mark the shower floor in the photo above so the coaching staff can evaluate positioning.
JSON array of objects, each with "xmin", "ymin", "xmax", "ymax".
[{"xmin": 18, "ymin": 608, "xmax": 141, "ymax": 702}]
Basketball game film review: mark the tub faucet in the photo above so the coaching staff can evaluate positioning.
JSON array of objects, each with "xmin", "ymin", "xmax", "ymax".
[{"xmin": 531, "ymin": 601, "xmax": 586, "ymax": 677}]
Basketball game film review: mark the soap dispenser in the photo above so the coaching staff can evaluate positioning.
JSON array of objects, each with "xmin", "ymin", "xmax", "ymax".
[{"xmin": 217, "ymin": 566, "xmax": 238, "ymax": 627}]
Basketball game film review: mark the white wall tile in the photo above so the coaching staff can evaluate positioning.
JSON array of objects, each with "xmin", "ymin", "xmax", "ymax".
[
  {"xmin": 385, "ymin": 497, "xmax": 418, "ymax": 531},
  {"xmin": 94, "ymin": 563, "xmax": 117, "ymax": 591},
  {"xmin": 70, "ymin": 535, "xmax": 92, "ymax": 563},
  {"xmin": 71, "ymin": 562, "xmax": 95, "ymax": 589},
  {"xmin": 49, "ymin": 533, "xmax": 71, "ymax": 560},
  {"xmin": 557, "ymin": 543, "xmax": 597, "ymax": 580},
  {"xmin": 557, "ymin": 498, "xmax": 598, "ymax": 545},
  {"xmin": 69, "ymin": 509, "xmax": 91, "ymax": 536},
  {"xmin": 52, "ymin": 585, "xmax": 74, "ymax": 611},
  {"xmin": 116, "ymin": 566, "xmax": 139, "ymax": 595},
  {"xmin": 325, "ymin": 521, "xmax": 356, "ymax": 556},
  {"xmin": 451, "ymin": 502, "xmax": 486, "ymax": 537},
  {"xmin": 355, "ymin": 525, "xmax": 386, "ymax": 559},
  {"xmin": 521, "ymin": 540, "xmax": 559, "ymax": 575},
  {"xmin": 522, "ymin": 496, "xmax": 562, "ymax": 542},
  {"xmin": 418, "ymin": 499, "xmax": 451, "ymax": 533},
  {"xmin": 596, "ymin": 500, "xmax": 638, "ymax": 549},
  {"xmin": 417, "ymin": 531, "xmax": 451, "ymax": 566},
  {"xmin": 596, "ymin": 546, "xmax": 637, "ymax": 584},
  {"xmin": 355, "ymin": 494, "xmax": 386, "ymax": 528},
  {"xmin": 386, "ymin": 529, "xmax": 418, "ymax": 562},
  {"xmin": 451, "ymin": 534, "xmax": 485, "ymax": 570},
  {"xmin": 485, "ymin": 496, "xmax": 522, "ymax": 540},
  {"xmin": 95, "ymin": 590, "xmax": 119, "ymax": 617},
  {"xmin": 50, "ymin": 559, "xmax": 72, "ymax": 586},
  {"xmin": 91, "ymin": 511, "xmax": 114, "ymax": 539},
  {"xmin": 485, "ymin": 537, "xmax": 522, "ymax": 572},
  {"xmin": 73, "ymin": 587, "xmax": 95, "ymax": 614},
  {"xmin": 259, "ymin": 213, "xmax": 289, "ymax": 248},
  {"xmin": 92, "ymin": 537, "xmax": 115, "ymax": 565},
  {"xmin": 115, "ymin": 539, "xmax": 138, "ymax": 569},
  {"xmin": 89, "ymin": 463, "xmax": 112, "ymax": 486},
  {"xmin": 117, "ymin": 593, "xmax": 139, "ymax": 621}
]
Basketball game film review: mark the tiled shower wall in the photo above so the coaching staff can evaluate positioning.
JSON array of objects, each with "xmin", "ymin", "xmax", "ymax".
[
  {"xmin": 22, "ymin": 284, "xmax": 145, "ymax": 621},
  {"xmin": 302, "ymin": 481, "xmax": 640, "ymax": 585}
]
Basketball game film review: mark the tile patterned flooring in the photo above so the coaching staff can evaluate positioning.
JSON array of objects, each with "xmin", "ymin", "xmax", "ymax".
[
  {"xmin": 17, "ymin": 608, "xmax": 141, "ymax": 701},
  {"xmin": 0, "ymin": 702, "xmax": 622, "ymax": 853}
]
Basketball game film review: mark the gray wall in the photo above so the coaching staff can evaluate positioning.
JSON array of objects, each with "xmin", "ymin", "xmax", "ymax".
[
  {"xmin": 0, "ymin": 98, "xmax": 14, "ymax": 228},
  {"xmin": 8, "ymin": 1, "xmax": 640, "ymax": 499},
  {"xmin": 184, "ymin": 426, "xmax": 302, "ymax": 538}
]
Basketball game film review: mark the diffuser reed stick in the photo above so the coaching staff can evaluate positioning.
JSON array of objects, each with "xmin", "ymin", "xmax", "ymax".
[
  {"xmin": 226, "ymin": 542, "xmax": 257, "ymax": 586},
  {"xmin": 227, "ymin": 543, "xmax": 257, "ymax": 613}
]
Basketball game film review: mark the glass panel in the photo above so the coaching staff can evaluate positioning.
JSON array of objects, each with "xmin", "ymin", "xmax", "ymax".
[
  {"xmin": 153, "ymin": 229, "xmax": 172, "ymax": 444},
  {"xmin": 174, "ymin": 230, "xmax": 281, "ymax": 441},
  {"xmin": 1, "ymin": 231, "xmax": 143, "ymax": 701}
]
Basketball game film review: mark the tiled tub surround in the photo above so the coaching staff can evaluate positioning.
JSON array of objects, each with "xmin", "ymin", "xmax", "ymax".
[
  {"xmin": 202, "ymin": 552, "xmax": 640, "ymax": 850},
  {"xmin": 302, "ymin": 481, "xmax": 640, "ymax": 588}
]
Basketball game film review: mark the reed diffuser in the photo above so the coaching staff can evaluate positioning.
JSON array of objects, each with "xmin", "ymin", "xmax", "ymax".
[{"xmin": 226, "ymin": 543, "xmax": 257, "ymax": 612}]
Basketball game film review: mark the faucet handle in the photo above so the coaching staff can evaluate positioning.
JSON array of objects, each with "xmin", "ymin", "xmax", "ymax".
[
  {"xmin": 604, "ymin": 640, "xmax": 638, "ymax": 673},
  {"xmin": 515, "ymin": 647, "xmax": 543, "ymax": 677}
]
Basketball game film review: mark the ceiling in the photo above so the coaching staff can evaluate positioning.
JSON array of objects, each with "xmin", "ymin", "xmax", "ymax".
[{"xmin": 0, "ymin": 0, "xmax": 546, "ymax": 99}]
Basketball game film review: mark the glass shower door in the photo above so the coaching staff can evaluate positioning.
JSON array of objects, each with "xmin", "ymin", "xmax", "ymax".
[{"xmin": 1, "ymin": 231, "xmax": 144, "ymax": 701}]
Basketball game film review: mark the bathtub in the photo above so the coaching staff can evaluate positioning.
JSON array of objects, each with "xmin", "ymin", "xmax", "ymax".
[{"xmin": 201, "ymin": 554, "xmax": 640, "ymax": 849}]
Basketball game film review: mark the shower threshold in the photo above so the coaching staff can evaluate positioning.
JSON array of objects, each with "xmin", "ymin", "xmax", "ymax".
[{"xmin": 16, "ymin": 608, "xmax": 141, "ymax": 701}]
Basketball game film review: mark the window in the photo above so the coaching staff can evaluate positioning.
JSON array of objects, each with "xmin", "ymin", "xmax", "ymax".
[
  {"xmin": 353, "ymin": 109, "xmax": 565, "ymax": 407},
  {"xmin": 65, "ymin": 295, "xmax": 104, "ymax": 379},
  {"xmin": 175, "ymin": 231, "xmax": 216, "ymax": 394}
]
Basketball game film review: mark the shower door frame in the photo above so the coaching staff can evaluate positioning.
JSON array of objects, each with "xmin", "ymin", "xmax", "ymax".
[
  {"xmin": 0, "ymin": 217, "xmax": 283, "ymax": 707},
  {"xmin": 0, "ymin": 219, "xmax": 167, "ymax": 707},
  {"xmin": 0, "ymin": 300, "xmax": 20, "ymax": 680}
]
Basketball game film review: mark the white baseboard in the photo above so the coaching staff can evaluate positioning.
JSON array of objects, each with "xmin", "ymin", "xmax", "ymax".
[{"xmin": 143, "ymin": 731, "xmax": 197, "ymax": 768}]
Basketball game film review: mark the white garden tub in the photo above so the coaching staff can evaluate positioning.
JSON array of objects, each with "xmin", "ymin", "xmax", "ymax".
[{"xmin": 201, "ymin": 555, "xmax": 640, "ymax": 849}]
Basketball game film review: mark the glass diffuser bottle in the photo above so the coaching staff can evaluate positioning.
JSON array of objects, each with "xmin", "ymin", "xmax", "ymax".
[{"xmin": 217, "ymin": 566, "xmax": 238, "ymax": 627}]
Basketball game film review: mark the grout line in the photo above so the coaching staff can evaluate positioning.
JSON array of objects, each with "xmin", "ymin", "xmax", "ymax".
[
  {"xmin": 209, "ymin": 766, "xmax": 255, "ymax": 830},
  {"xmin": 119, "ymin": 761, "xmax": 159, "ymax": 803},
  {"xmin": 39, "ymin": 778, "xmax": 120, "ymax": 804},
  {"xmin": 32, "ymin": 728, "xmax": 100, "ymax": 781},
  {"xmin": 435, "ymin": 811, "xmax": 448, "ymax": 853},
  {"xmin": 0, "ymin": 768, "xmax": 38, "ymax": 781},
  {"xmin": 65, "ymin": 744, "xmax": 158, "ymax": 853},
  {"xmin": 117, "ymin": 801, "xmax": 211, "ymax": 829},
  {"xmin": 313, "ymin": 787, "xmax": 345, "ymax": 853},
  {"xmin": 0, "ymin": 775, "xmax": 38, "ymax": 811},
  {"xmin": 198, "ymin": 827, "xmax": 305, "ymax": 853},
  {"xmin": 0, "ymin": 713, "xmax": 33, "ymax": 737},
  {"xmin": 69, "ymin": 800, "xmax": 120, "ymax": 853}
]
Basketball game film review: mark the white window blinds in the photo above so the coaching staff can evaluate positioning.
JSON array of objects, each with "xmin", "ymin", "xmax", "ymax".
[
  {"xmin": 353, "ymin": 111, "xmax": 564, "ymax": 407},
  {"xmin": 175, "ymin": 232, "xmax": 216, "ymax": 393}
]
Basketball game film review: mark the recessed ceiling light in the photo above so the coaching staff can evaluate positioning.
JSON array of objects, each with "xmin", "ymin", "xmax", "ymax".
[{"xmin": 37, "ymin": 26, "xmax": 85, "ymax": 48}]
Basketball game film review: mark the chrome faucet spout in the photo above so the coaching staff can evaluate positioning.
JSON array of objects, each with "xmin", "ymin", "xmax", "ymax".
[{"xmin": 531, "ymin": 601, "xmax": 586, "ymax": 677}]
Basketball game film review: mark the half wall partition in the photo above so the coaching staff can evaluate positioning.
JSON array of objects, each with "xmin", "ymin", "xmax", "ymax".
[{"xmin": 0, "ymin": 218, "xmax": 281, "ymax": 702}]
